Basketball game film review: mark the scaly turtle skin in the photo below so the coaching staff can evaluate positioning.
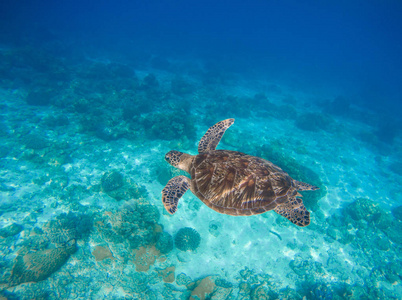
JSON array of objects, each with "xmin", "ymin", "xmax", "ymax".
[{"xmin": 162, "ymin": 119, "xmax": 318, "ymax": 227}]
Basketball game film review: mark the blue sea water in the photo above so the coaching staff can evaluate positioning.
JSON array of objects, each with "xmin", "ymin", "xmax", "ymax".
[{"xmin": 0, "ymin": 0, "xmax": 401, "ymax": 299}]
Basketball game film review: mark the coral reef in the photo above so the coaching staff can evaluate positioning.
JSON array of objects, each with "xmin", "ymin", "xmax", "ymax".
[
  {"xmin": 251, "ymin": 283, "xmax": 277, "ymax": 299},
  {"xmin": 72, "ymin": 98, "xmax": 90, "ymax": 113},
  {"xmin": 324, "ymin": 96, "xmax": 351, "ymax": 116},
  {"xmin": 0, "ymin": 36, "xmax": 400, "ymax": 299},
  {"xmin": 0, "ymin": 223, "xmax": 23, "ymax": 238},
  {"xmin": 300, "ymin": 282, "xmax": 334, "ymax": 299},
  {"xmin": 187, "ymin": 275, "xmax": 233, "ymax": 300},
  {"xmin": 100, "ymin": 199, "xmax": 160, "ymax": 249},
  {"xmin": 6, "ymin": 213, "xmax": 92, "ymax": 287},
  {"xmin": 176, "ymin": 273, "xmax": 192, "ymax": 286},
  {"xmin": 295, "ymin": 112, "xmax": 333, "ymax": 132},
  {"xmin": 289, "ymin": 255, "xmax": 324, "ymax": 277},
  {"xmin": 237, "ymin": 267, "xmax": 291, "ymax": 299},
  {"xmin": 23, "ymin": 134, "xmax": 49, "ymax": 150},
  {"xmin": 142, "ymin": 111, "xmax": 195, "ymax": 142},
  {"xmin": 95, "ymin": 124, "xmax": 124, "ymax": 141},
  {"xmin": 376, "ymin": 118, "xmax": 401, "ymax": 144},
  {"xmin": 344, "ymin": 197, "xmax": 383, "ymax": 222},
  {"xmin": 0, "ymin": 145, "xmax": 10, "ymax": 158},
  {"xmin": 101, "ymin": 170, "xmax": 124, "ymax": 192},
  {"xmin": 122, "ymin": 92, "xmax": 156, "ymax": 117},
  {"xmin": 323, "ymin": 197, "xmax": 402, "ymax": 297},
  {"xmin": 8, "ymin": 241, "xmax": 76, "ymax": 286},
  {"xmin": 150, "ymin": 56, "xmax": 173, "ymax": 71},
  {"xmin": 171, "ymin": 77, "xmax": 195, "ymax": 96},
  {"xmin": 42, "ymin": 212, "xmax": 92, "ymax": 244},
  {"xmin": 25, "ymin": 88, "xmax": 56, "ymax": 106},
  {"xmin": 133, "ymin": 246, "xmax": 160, "ymax": 272},
  {"xmin": 343, "ymin": 197, "xmax": 394, "ymax": 232},
  {"xmin": 392, "ymin": 205, "xmax": 402, "ymax": 221},
  {"xmin": 44, "ymin": 114, "xmax": 69, "ymax": 127},
  {"xmin": 135, "ymin": 200, "xmax": 160, "ymax": 225},
  {"xmin": 100, "ymin": 171, "xmax": 147, "ymax": 201},
  {"xmin": 157, "ymin": 265, "xmax": 175, "ymax": 283},
  {"xmin": 269, "ymin": 103, "xmax": 299, "ymax": 120},
  {"xmin": 209, "ymin": 95, "xmax": 253, "ymax": 119},
  {"xmin": 208, "ymin": 220, "xmax": 221, "ymax": 237},
  {"xmin": 155, "ymin": 231, "xmax": 173, "ymax": 254},
  {"xmin": 91, "ymin": 245, "xmax": 114, "ymax": 261},
  {"xmin": 129, "ymin": 272, "xmax": 150, "ymax": 293},
  {"xmin": 139, "ymin": 73, "xmax": 159, "ymax": 90},
  {"xmin": 388, "ymin": 162, "xmax": 402, "ymax": 176},
  {"xmin": 174, "ymin": 227, "xmax": 201, "ymax": 251},
  {"xmin": 382, "ymin": 221, "xmax": 402, "ymax": 244},
  {"xmin": 80, "ymin": 62, "xmax": 134, "ymax": 81}
]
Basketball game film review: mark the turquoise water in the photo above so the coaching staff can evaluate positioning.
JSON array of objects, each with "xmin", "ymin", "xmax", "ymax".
[{"xmin": 0, "ymin": 1, "xmax": 401, "ymax": 299}]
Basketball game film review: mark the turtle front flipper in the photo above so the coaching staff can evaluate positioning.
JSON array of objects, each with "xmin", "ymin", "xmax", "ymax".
[
  {"xmin": 162, "ymin": 176, "xmax": 190, "ymax": 214},
  {"xmin": 274, "ymin": 197, "xmax": 310, "ymax": 227},
  {"xmin": 198, "ymin": 118, "xmax": 234, "ymax": 154}
]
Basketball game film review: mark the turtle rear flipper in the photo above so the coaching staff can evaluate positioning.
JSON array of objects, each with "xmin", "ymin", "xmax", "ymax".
[
  {"xmin": 162, "ymin": 176, "xmax": 190, "ymax": 214},
  {"xmin": 274, "ymin": 197, "xmax": 310, "ymax": 227},
  {"xmin": 198, "ymin": 118, "xmax": 234, "ymax": 154}
]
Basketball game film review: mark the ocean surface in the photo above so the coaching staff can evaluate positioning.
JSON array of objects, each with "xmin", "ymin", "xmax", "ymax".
[{"xmin": 0, "ymin": 1, "xmax": 401, "ymax": 299}]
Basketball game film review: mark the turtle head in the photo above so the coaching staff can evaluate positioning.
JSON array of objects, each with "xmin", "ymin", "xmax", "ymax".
[{"xmin": 165, "ymin": 150, "xmax": 192, "ymax": 173}]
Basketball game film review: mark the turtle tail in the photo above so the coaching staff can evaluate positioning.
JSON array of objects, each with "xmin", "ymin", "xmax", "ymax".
[{"xmin": 294, "ymin": 180, "xmax": 319, "ymax": 191}]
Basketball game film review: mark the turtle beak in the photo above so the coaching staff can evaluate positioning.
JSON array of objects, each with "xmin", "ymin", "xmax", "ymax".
[{"xmin": 165, "ymin": 150, "xmax": 177, "ymax": 165}]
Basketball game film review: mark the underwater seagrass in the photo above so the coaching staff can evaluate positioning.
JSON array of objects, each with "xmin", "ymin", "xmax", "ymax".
[{"xmin": 162, "ymin": 119, "xmax": 319, "ymax": 227}]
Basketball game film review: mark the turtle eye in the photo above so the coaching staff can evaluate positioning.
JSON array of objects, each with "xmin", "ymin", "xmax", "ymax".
[{"xmin": 165, "ymin": 150, "xmax": 183, "ymax": 167}]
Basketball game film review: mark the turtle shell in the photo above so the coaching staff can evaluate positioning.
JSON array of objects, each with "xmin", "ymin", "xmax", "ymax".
[{"xmin": 190, "ymin": 150, "xmax": 298, "ymax": 216}]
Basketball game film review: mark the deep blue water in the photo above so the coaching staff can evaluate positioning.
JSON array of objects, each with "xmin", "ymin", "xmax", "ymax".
[
  {"xmin": 1, "ymin": 0, "xmax": 401, "ymax": 114},
  {"xmin": 0, "ymin": 1, "xmax": 401, "ymax": 299}
]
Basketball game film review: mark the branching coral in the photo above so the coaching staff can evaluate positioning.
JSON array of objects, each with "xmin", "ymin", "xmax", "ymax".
[
  {"xmin": 43, "ymin": 212, "xmax": 92, "ymax": 244},
  {"xmin": 102, "ymin": 200, "xmax": 160, "ymax": 249}
]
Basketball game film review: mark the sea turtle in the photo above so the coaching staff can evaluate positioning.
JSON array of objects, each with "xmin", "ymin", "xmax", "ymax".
[{"xmin": 162, "ymin": 119, "xmax": 319, "ymax": 227}]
